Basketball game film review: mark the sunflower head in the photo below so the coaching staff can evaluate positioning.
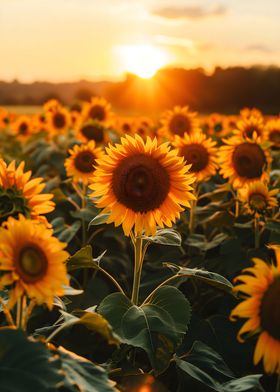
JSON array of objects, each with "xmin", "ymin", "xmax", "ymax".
[
  {"xmin": 264, "ymin": 118, "xmax": 280, "ymax": 148},
  {"xmin": 81, "ymin": 97, "xmax": 114, "ymax": 126},
  {"xmin": 0, "ymin": 107, "xmax": 9, "ymax": 129},
  {"xmin": 238, "ymin": 181, "xmax": 279, "ymax": 216},
  {"xmin": 65, "ymin": 141, "xmax": 103, "ymax": 184},
  {"xmin": 218, "ymin": 134, "xmax": 271, "ymax": 188},
  {"xmin": 89, "ymin": 134, "xmax": 196, "ymax": 236},
  {"xmin": 172, "ymin": 131, "xmax": 218, "ymax": 182},
  {"xmin": 0, "ymin": 215, "xmax": 69, "ymax": 309},
  {"xmin": 10, "ymin": 115, "xmax": 35, "ymax": 141},
  {"xmin": 230, "ymin": 248, "xmax": 280, "ymax": 374},
  {"xmin": 0, "ymin": 159, "xmax": 55, "ymax": 225},
  {"xmin": 77, "ymin": 119, "xmax": 110, "ymax": 145},
  {"xmin": 46, "ymin": 107, "xmax": 71, "ymax": 135},
  {"xmin": 234, "ymin": 115, "xmax": 265, "ymax": 140},
  {"xmin": 43, "ymin": 99, "xmax": 62, "ymax": 113},
  {"xmin": 158, "ymin": 106, "xmax": 199, "ymax": 140}
]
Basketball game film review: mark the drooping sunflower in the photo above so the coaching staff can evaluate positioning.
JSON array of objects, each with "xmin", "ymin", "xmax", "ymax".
[
  {"xmin": 0, "ymin": 159, "xmax": 55, "ymax": 225},
  {"xmin": 46, "ymin": 106, "xmax": 71, "ymax": 135},
  {"xmin": 264, "ymin": 118, "xmax": 280, "ymax": 148},
  {"xmin": 65, "ymin": 141, "xmax": 104, "ymax": 184},
  {"xmin": 76, "ymin": 119, "xmax": 110, "ymax": 145},
  {"xmin": 81, "ymin": 97, "xmax": 114, "ymax": 126},
  {"xmin": 238, "ymin": 181, "xmax": 279, "ymax": 216},
  {"xmin": 172, "ymin": 131, "xmax": 219, "ymax": 182},
  {"xmin": 158, "ymin": 106, "xmax": 199, "ymax": 140},
  {"xmin": 89, "ymin": 135, "xmax": 196, "ymax": 236},
  {"xmin": 218, "ymin": 134, "xmax": 271, "ymax": 188},
  {"xmin": 0, "ymin": 215, "xmax": 69, "ymax": 309},
  {"xmin": 10, "ymin": 115, "xmax": 35, "ymax": 141},
  {"xmin": 230, "ymin": 246, "xmax": 280, "ymax": 374}
]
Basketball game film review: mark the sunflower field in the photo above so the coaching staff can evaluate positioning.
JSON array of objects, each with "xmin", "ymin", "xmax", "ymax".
[{"xmin": 0, "ymin": 100, "xmax": 279, "ymax": 392}]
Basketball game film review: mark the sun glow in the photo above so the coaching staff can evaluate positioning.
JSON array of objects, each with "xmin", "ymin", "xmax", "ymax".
[{"xmin": 116, "ymin": 44, "xmax": 170, "ymax": 79}]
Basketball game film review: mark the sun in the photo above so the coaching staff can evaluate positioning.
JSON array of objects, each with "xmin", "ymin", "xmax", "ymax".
[{"xmin": 116, "ymin": 44, "xmax": 170, "ymax": 79}]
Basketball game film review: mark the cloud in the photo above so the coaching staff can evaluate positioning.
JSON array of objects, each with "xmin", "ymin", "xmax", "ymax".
[
  {"xmin": 245, "ymin": 44, "xmax": 274, "ymax": 53},
  {"xmin": 152, "ymin": 4, "xmax": 227, "ymax": 20}
]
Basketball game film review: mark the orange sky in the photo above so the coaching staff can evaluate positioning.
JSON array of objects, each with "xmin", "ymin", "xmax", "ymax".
[{"xmin": 0, "ymin": 0, "xmax": 279, "ymax": 82}]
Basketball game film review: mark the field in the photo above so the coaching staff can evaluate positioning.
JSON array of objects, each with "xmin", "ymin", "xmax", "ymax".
[{"xmin": 0, "ymin": 100, "xmax": 279, "ymax": 392}]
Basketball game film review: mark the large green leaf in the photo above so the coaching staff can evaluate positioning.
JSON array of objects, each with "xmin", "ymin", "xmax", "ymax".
[
  {"xmin": 0, "ymin": 328, "xmax": 63, "ymax": 392},
  {"xmin": 164, "ymin": 263, "xmax": 233, "ymax": 294},
  {"xmin": 98, "ymin": 286, "xmax": 191, "ymax": 374},
  {"xmin": 185, "ymin": 233, "xmax": 228, "ymax": 251},
  {"xmin": 175, "ymin": 341, "xmax": 264, "ymax": 392},
  {"xmin": 57, "ymin": 346, "xmax": 117, "ymax": 392}
]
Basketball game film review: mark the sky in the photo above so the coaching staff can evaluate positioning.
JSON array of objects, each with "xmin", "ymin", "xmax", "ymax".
[{"xmin": 0, "ymin": 0, "xmax": 280, "ymax": 82}]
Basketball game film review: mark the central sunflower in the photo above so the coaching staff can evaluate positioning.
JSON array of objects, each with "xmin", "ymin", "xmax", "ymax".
[
  {"xmin": 172, "ymin": 131, "xmax": 218, "ymax": 182},
  {"xmin": 0, "ymin": 159, "xmax": 54, "ymax": 225},
  {"xmin": 89, "ymin": 135, "xmax": 196, "ymax": 236},
  {"xmin": 218, "ymin": 135, "xmax": 271, "ymax": 188},
  {"xmin": 230, "ymin": 246, "xmax": 280, "ymax": 374},
  {"xmin": 0, "ymin": 215, "xmax": 69, "ymax": 309}
]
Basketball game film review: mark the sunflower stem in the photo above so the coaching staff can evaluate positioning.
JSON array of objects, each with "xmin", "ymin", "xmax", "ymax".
[
  {"xmin": 276, "ymin": 375, "xmax": 280, "ymax": 392},
  {"xmin": 131, "ymin": 235, "xmax": 144, "ymax": 306},
  {"xmin": 254, "ymin": 215, "xmax": 260, "ymax": 248},
  {"xmin": 235, "ymin": 198, "xmax": 239, "ymax": 218},
  {"xmin": 81, "ymin": 183, "xmax": 89, "ymax": 287},
  {"xmin": 189, "ymin": 183, "xmax": 198, "ymax": 234}
]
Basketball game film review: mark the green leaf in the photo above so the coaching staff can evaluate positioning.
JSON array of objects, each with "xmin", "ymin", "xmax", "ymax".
[
  {"xmin": 57, "ymin": 346, "xmax": 117, "ymax": 392},
  {"xmin": 175, "ymin": 341, "xmax": 264, "ymax": 392},
  {"xmin": 164, "ymin": 263, "xmax": 233, "ymax": 294},
  {"xmin": 98, "ymin": 287, "xmax": 191, "ymax": 374},
  {"xmin": 142, "ymin": 229, "xmax": 182, "ymax": 247},
  {"xmin": 58, "ymin": 221, "xmax": 81, "ymax": 243},
  {"xmin": 67, "ymin": 245, "xmax": 106, "ymax": 272},
  {"xmin": 0, "ymin": 328, "xmax": 63, "ymax": 392},
  {"xmin": 185, "ymin": 233, "xmax": 228, "ymax": 251},
  {"xmin": 89, "ymin": 213, "xmax": 110, "ymax": 227}
]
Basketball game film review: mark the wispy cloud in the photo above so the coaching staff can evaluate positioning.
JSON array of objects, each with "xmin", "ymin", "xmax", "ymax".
[
  {"xmin": 151, "ymin": 4, "xmax": 227, "ymax": 20},
  {"xmin": 245, "ymin": 44, "xmax": 274, "ymax": 53}
]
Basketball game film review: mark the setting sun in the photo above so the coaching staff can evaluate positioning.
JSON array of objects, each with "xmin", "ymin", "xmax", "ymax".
[{"xmin": 115, "ymin": 44, "xmax": 170, "ymax": 79}]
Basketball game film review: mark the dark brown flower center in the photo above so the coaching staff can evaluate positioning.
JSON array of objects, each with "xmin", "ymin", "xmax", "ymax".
[
  {"xmin": 232, "ymin": 142, "xmax": 266, "ymax": 179},
  {"xmin": 169, "ymin": 114, "xmax": 191, "ymax": 136},
  {"xmin": 112, "ymin": 154, "xmax": 170, "ymax": 212},
  {"xmin": 260, "ymin": 277, "xmax": 280, "ymax": 340},
  {"xmin": 81, "ymin": 124, "xmax": 104, "ymax": 143},
  {"xmin": 180, "ymin": 144, "xmax": 209, "ymax": 172},
  {"xmin": 243, "ymin": 126, "xmax": 262, "ymax": 139},
  {"xmin": 19, "ymin": 122, "xmax": 28, "ymax": 135},
  {"xmin": 122, "ymin": 123, "xmax": 131, "ymax": 133},
  {"xmin": 249, "ymin": 193, "xmax": 267, "ymax": 212},
  {"xmin": 89, "ymin": 105, "xmax": 106, "ymax": 121},
  {"xmin": 269, "ymin": 130, "xmax": 280, "ymax": 145},
  {"xmin": 74, "ymin": 151, "xmax": 95, "ymax": 173},
  {"xmin": 53, "ymin": 112, "xmax": 66, "ymax": 129},
  {"xmin": 16, "ymin": 245, "xmax": 48, "ymax": 283}
]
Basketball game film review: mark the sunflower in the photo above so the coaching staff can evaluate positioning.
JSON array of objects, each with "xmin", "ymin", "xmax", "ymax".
[
  {"xmin": 238, "ymin": 181, "xmax": 279, "ymax": 216},
  {"xmin": 89, "ymin": 134, "xmax": 196, "ymax": 236},
  {"xmin": 10, "ymin": 115, "xmax": 35, "ymax": 141},
  {"xmin": 0, "ymin": 107, "xmax": 9, "ymax": 129},
  {"xmin": 77, "ymin": 119, "xmax": 110, "ymax": 145},
  {"xmin": 158, "ymin": 106, "xmax": 199, "ymax": 140},
  {"xmin": 65, "ymin": 141, "xmax": 104, "ymax": 184},
  {"xmin": 240, "ymin": 107, "xmax": 263, "ymax": 120},
  {"xmin": 230, "ymin": 246, "xmax": 280, "ymax": 374},
  {"xmin": 264, "ymin": 118, "xmax": 280, "ymax": 148},
  {"xmin": 234, "ymin": 115, "xmax": 265, "ymax": 140},
  {"xmin": 81, "ymin": 97, "xmax": 114, "ymax": 126},
  {"xmin": 0, "ymin": 159, "xmax": 54, "ymax": 225},
  {"xmin": 172, "ymin": 131, "xmax": 218, "ymax": 182},
  {"xmin": 43, "ymin": 99, "xmax": 62, "ymax": 113},
  {"xmin": 46, "ymin": 107, "xmax": 71, "ymax": 135},
  {"xmin": 0, "ymin": 215, "xmax": 69, "ymax": 309},
  {"xmin": 218, "ymin": 134, "xmax": 271, "ymax": 188}
]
